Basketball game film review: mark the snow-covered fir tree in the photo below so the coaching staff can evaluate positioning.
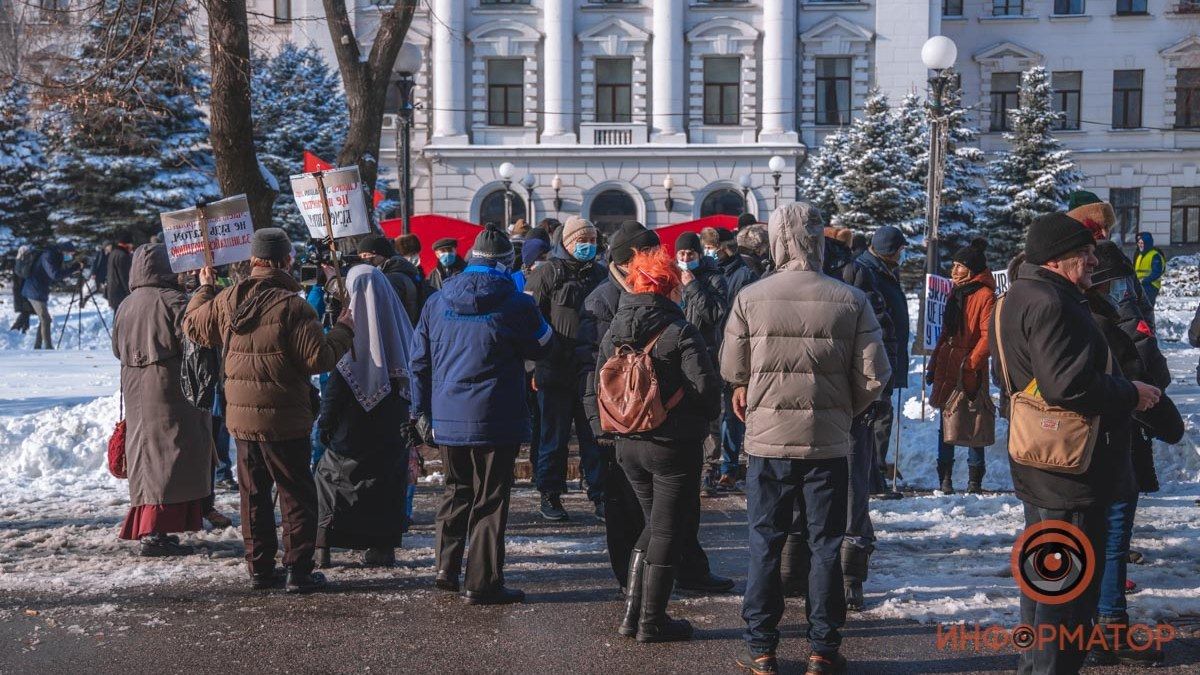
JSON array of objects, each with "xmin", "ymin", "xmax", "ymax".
[
  {"xmin": 796, "ymin": 127, "xmax": 850, "ymax": 220},
  {"xmin": 0, "ymin": 82, "xmax": 50, "ymax": 245},
  {"xmin": 829, "ymin": 93, "xmax": 922, "ymax": 234},
  {"xmin": 252, "ymin": 42, "xmax": 348, "ymax": 237},
  {"xmin": 982, "ymin": 66, "xmax": 1083, "ymax": 263},
  {"xmin": 41, "ymin": 1, "xmax": 217, "ymax": 244}
]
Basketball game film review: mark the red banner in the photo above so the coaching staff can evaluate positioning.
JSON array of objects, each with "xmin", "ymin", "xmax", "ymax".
[
  {"xmin": 653, "ymin": 215, "xmax": 742, "ymax": 255},
  {"xmin": 380, "ymin": 214, "xmax": 483, "ymax": 273}
]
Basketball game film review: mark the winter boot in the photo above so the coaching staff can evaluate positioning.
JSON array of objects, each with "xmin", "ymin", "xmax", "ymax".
[
  {"xmin": 937, "ymin": 461, "xmax": 955, "ymax": 494},
  {"xmin": 139, "ymin": 534, "xmax": 194, "ymax": 557},
  {"xmin": 841, "ymin": 540, "xmax": 872, "ymax": 612},
  {"xmin": 967, "ymin": 465, "xmax": 985, "ymax": 494},
  {"xmin": 619, "ymin": 549, "xmax": 647, "ymax": 637},
  {"xmin": 1088, "ymin": 616, "xmax": 1165, "ymax": 667},
  {"xmin": 805, "ymin": 651, "xmax": 848, "ymax": 674},
  {"xmin": 285, "ymin": 568, "xmax": 327, "ymax": 594},
  {"xmin": 465, "ymin": 586, "xmax": 525, "ymax": 605},
  {"xmin": 204, "ymin": 509, "xmax": 233, "ymax": 529},
  {"xmin": 780, "ymin": 533, "xmax": 810, "ymax": 599},
  {"xmin": 636, "ymin": 564, "xmax": 693, "ymax": 643},
  {"xmin": 250, "ymin": 567, "xmax": 285, "ymax": 590},
  {"xmin": 736, "ymin": 645, "xmax": 779, "ymax": 674},
  {"xmin": 362, "ymin": 547, "xmax": 396, "ymax": 567},
  {"xmin": 539, "ymin": 493, "xmax": 569, "ymax": 521}
]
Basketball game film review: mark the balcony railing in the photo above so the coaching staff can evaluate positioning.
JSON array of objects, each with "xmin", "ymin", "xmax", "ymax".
[
  {"xmin": 480, "ymin": 0, "xmax": 531, "ymax": 5},
  {"xmin": 585, "ymin": 0, "xmax": 639, "ymax": 4},
  {"xmin": 581, "ymin": 122, "xmax": 648, "ymax": 146}
]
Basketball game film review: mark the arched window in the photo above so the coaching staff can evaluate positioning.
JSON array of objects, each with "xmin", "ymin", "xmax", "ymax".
[
  {"xmin": 700, "ymin": 188, "xmax": 746, "ymax": 217},
  {"xmin": 588, "ymin": 189, "xmax": 638, "ymax": 234},
  {"xmin": 479, "ymin": 189, "xmax": 527, "ymax": 227}
]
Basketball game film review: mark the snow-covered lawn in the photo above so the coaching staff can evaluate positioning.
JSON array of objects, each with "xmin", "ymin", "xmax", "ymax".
[{"xmin": 1, "ymin": 288, "xmax": 1198, "ymax": 629}]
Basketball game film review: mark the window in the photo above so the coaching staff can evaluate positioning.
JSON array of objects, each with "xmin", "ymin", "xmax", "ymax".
[
  {"xmin": 700, "ymin": 189, "xmax": 747, "ymax": 217},
  {"xmin": 1176, "ymin": 69, "xmax": 1200, "ymax": 128},
  {"xmin": 1053, "ymin": 0, "xmax": 1084, "ymax": 14},
  {"xmin": 479, "ymin": 189, "xmax": 527, "ymax": 228},
  {"xmin": 481, "ymin": 0, "xmax": 532, "ymax": 4},
  {"xmin": 943, "ymin": 0, "xmax": 963, "ymax": 16},
  {"xmin": 274, "ymin": 0, "xmax": 291, "ymax": 23},
  {"xmin": 1052, "ymin": 71, "xmax": 1082, "ymax": 130},
  {"xmin": 816, "ymin": 58, "xmax": 852, "ymax": 126},
  {"xmin": 39, "ymin": 0, "xmax": 69, "ymax": 24},
  {"xmin": 487, "ymin": 59, "xmax": 524, "ymax": 127},
  {"xmin": 595, "ymin": 59, "xmax": 632, "ymax": 124},
  {"xmin": 993, "ymin": 0, "xmax": 1023, "ymax": 16},
  {"xmin": 1110, "ymin": 188, "xmax": 1140, "ymax": 245},
  {"xmin": 1171, "ymin": 188, "xmax": 1200, "ymax": 244},
  {"xmin": 588, "ymin": 190, "xmax": 638, "ymax": 234},
  {"xmin": 990, "ymin": 72, "xmax": 1020, "ymax": 132},
  {"xmin": 1115, "ymin": 0, "xmax": 1148, "ymax": 15},
  {"xmin": 1112, "ymin": 70, "xmax": 1143, "ymax": 129},
  {"xmin": 703, "ymin": 58, "xmax": 740, "ymax": 126}
]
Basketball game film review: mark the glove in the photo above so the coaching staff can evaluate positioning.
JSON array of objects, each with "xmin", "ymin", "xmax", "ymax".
[
  {"xmin": 414, "ymin": 414, "xmax": 433, "ymax": 446},
  {"xmin": 925, "ymin": 369, "xmax": 935, "ymax": 386}
]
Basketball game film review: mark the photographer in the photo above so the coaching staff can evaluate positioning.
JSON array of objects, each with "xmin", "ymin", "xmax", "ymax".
[
  {"xmin": 356, "ymin": 233, "xmax": 423, "ymax": 324},
  {"xmin": 22, "ymin": 241, "xmax": 81, "ymax": 350}
]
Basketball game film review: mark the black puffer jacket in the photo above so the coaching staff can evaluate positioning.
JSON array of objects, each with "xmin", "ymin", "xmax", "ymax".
[
  {"xmin": 584, "ymin": 293, "xmax": 721, "ymax": 445},
  {"xmin": 525, "ymin": 246, "xmax": 607, "ymax": 389},
  {"xmin": 680, "ymin": 256, "xmax": 728, "ymax": 363},
  {"xmin": 379, "ymin": 255, "xmax": 423, "ymax": 325},
  {"xmin": 990, "ymin": 264, "xmax": 1139, "ymax": 510},
  {"xmin": 843, "ymin": 253, "xmax": 898, "ymax": 392}
]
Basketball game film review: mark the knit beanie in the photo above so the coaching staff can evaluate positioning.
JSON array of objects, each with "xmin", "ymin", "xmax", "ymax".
[
  {"xmin": 561, "ymin": 216, "xmax": 597, "ymax": 251},
  {"xmin": 1024, "ymin": 213, "xmax": 1094, "ymax": 265},
  {"xmin": 675, "ymin": 231, "xmax": 702, "ymax": 255},
  {"xmin": 470, "ymin": 224, "xmax": 514, "ymax": 265},
  {"xmin": 952, "ymin": 237, "xmax": 989, "ymax": 274},
  {"xmin": 521, "ymin": 238, "xmax": 550, "ymax": 269},
  {"xmin": 1091, "ymin": 240, "xmax": 1135, "ymax": 285},
  {"xmin": 357, "ymin": 233, "xmax": 395, "ymax": 259},
  {"xmin": 251, "ymin": 227, "xmax": 292, "ymax": 262},
  {"xmin": 609, "ymin": 221, "xmax": 661, "ymax": 266},
  {"xmin": 432, "ymin": 237, "xmax": 458, "ymax": 252},
  {"xmin": 737, "ymin": 213, "xmax": 757, "ymax": 230},
  {"xmin": 871, "ymin": 226, "xmax": 907, "ymax": 256},
  {"xmin": 394, "ymin": 233, "xmax": 421, "ymax": 257},
  {"xmin": 1065, "ymin": 190, "xmax": 1115, "ymax": 240}
]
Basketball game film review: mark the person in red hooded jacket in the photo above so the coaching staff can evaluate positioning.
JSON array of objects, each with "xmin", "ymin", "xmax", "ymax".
[{"xmin": 927, "ymin": 238, "xmax": 995, "ymax": 494}]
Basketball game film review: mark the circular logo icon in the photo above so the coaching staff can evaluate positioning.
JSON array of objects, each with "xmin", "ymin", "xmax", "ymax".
[
  {"xmin": 1011, "ymin": 624, "xmax": 1036, "ymax": 651},
  {"xmin": 1011, "ymin": 520, "xmax": 1095, "ymax": 605}
]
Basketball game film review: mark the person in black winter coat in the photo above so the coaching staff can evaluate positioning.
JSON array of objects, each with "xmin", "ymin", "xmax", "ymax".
[
  {"xmin": 583, "ymin": 248, "xmax": 722, "ymax": 644},
  {"xmin": 9, "ymin": 245, "xmax": 36, "ymax": 333},
  {"xmin": 105, "ymin": 231, "xmax": 135, "ymax": 312},
  {"xmin": 990, "ymin": 213, "xmax": 1161, "ymax": 675},
  {"xmin": 356, "ymin": 233, "xmax": 423, "ymax": 325},
  {"xmin": 579, "ymin": 221, "xmax": 733, "ymax": 595},
  {"xmin": 429, "ymin": 237, "xmax": 467, "ymax": 291}
]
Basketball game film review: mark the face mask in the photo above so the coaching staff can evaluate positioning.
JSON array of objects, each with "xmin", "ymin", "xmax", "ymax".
[
  {"xmin": 407, "ymin": 254, "xmax": 421, "ymax": 267},
  {"xmin": 704, "ymin": 249, "xmax": 719, "ymax": 259},
  {"xmin": 437, "ymin": 252, "xmax": 457, "ymax": 267},
  {"xmin": 678, "ymin": 259, "xmax": 699, "ymax": 272},
  {"xmin": 573, "ymin": 242, "xmax": 597, "ymax": 262}
]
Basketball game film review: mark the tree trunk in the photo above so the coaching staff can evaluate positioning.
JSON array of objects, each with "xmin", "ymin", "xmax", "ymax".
[
  {"xmin": 322, "ymin": 0, "xmax": 417, "ymax": 221},
  {"xmin": 205, "ymin": 0, "xmax": 276, "ymax": 230}
]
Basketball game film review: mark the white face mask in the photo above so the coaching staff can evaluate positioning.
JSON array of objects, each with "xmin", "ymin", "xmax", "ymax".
[{"xmin": 407, "ymin": 254, "xmax": 421, "ymax": 267}]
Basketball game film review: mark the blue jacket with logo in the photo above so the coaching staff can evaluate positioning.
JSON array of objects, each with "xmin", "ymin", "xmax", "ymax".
[{"xmin": 410, "ymin": 261, "xmax": 553, "ymax": 447}]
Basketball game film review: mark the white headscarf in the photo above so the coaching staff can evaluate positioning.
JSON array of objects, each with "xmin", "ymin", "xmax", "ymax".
[{"xmin": 336, "ymin": 264, "xmax": 414, "ymax": 411}]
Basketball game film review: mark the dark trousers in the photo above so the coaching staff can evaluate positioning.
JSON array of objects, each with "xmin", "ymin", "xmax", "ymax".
[
  {"xmin": 212, "ymin": 416, "xmax": 233, "ymax": 482},
  {"xmin": 536, "ymin": 385, "xmax": 605, "ymax": 501},
  {"xmin": 846, "ymin": 413, "xmax": 876, "ymax": 551},
  {"xmin": 617, "ymin": 439, "xmax": 702, "ymax": 566},
  {"xmin": 743, "ymin": 455, "xmax": 848, "ymax": 657},
  {"xmin": 1017, "ymin": 501, "xmax": 1109, "ymax": 675},
  {"xmin": 235, "ymin": 437, "xmax": 318, "ymax": 576},
  {"xmin": 435, "ymin": 444, "xmax": 518, "ymax": 593},
  {"xmin": 720, "ymin": 385, "xmax": 746, "ymax": 476},
  {"xmin": 872, "ymin": 395, "xmax": 894, "ymax": 478}
]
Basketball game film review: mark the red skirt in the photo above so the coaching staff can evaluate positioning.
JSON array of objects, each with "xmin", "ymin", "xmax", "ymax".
[{"xmin": 118, "ymin": 499, "xmax": 205, "ymax": 540}]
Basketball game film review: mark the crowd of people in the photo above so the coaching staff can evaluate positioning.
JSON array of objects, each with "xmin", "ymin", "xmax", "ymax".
[{"xmin": 3, "ymin": 186, "xmax": 1189, "ymax": 675}]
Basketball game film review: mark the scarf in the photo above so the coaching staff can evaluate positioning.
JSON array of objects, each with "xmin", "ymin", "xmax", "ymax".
[
  {"xmin": 336, "ymin": 265, "xmax": 414, "ymax": 412},
  {"xmin": 942, "ymin": 280, "xmax": 983, "ymax": 340}
]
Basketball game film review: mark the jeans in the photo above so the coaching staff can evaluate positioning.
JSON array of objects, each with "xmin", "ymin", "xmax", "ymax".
[
  {"xmin": 30, "ymin": 299, "xmax": 52, "ymax": 349},
  {"xmin": 435, "ymin": 444, "xmax": 518, "ymax": 593},
  {"xmin": 1097, "ymin": 495, "xmax": 1138, "ymax": 620},
  {"xmin": 536, "ymin": 385, "xmax": 605, "ymax": 501},
  {"xmin": 845, "ymin": 413, "xmax": 876, "ymax": 551},
  {"xmin": 936, "ymin": 419, "xmax": 985, "ymax": 467},
  {"xmin": 720, "ymin": 385, "xmax": 746, "ymax": 476},
  {"xmin": 1143, "ymin": 284, "xmax": 1159, "ymax": 308},
  {"xmin": 1017, "ymin": 501, "xmax": 1108, "ymax": 675},
  {"xmin": 212, "ymin": 416, "xmax": 233, "ymax": 482},
  {"xmin": 743, "ymin": 455, "xmax": 848, "ymax": 657},
  {"xmin": 309, "ymin": 373, "xmax": 330, "ymax": 470},
  {"xmin": 617, "ymin": 439, "xmax": 702, "ymax": 567}
]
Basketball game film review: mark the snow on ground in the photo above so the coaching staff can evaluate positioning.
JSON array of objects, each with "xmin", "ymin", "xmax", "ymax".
[{"xmin": 0, "ymin": 290, "xmax": 1198, "ymax": 629}]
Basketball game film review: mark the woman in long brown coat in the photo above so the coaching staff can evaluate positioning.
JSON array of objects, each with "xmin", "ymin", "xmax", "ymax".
[
  {"xmin": 926, "ymin": 239, "xmax": 995, "ymax": 495},
  {"xmin": 112, "ymin": 244, "xmax": 216, "ymax": 556}
]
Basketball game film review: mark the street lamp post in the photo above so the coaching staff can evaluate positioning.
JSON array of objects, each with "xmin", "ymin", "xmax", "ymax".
[
  {"xmin": 498, "ymin": 162, "xmax": 515, "ymax": 228},
  {"xmin": 768, "ymin": 155, "xmax": 786, "ymax": 211},
  {"xmin": 662, "ymin": 175, "xmax": 675, "ymax": 220},
  {"xmin": 521, "ymin": 174, "xmax": 536, "ymax": 223},
  {"xmin": 551, "ymin": 174, "xmax": 563, "ymax": 214},
  {"xmin": 921, "ymin": 35, "xmax": 958, "ymax": 278},
  {"xmin": 394, "ymin": 43, "xmax": 423, "ymax": 235},
  {"xmin": 738, "ymin": 174, "xmax": 753, "ymax": 215}
]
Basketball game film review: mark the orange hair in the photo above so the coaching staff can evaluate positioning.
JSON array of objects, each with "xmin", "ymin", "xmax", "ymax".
[{"xmin": 626, "ymin": 248, "xmax": 681, "ymax": 297}]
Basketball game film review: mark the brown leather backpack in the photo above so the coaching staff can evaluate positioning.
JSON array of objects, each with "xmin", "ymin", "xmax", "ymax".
[{"xmin": 597, "ymin": 328, "xmax": 684, "ymax": 435}]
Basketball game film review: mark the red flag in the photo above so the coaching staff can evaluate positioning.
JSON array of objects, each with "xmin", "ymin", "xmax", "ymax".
[{"xmin": 302, "ymin": 151, "xmax": 384, "ymax": 207}]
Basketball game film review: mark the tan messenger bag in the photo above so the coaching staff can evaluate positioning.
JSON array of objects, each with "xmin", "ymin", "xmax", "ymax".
[{"xmin": 994, "ymin": 295, "xmax": 1107, "ymax": 475}]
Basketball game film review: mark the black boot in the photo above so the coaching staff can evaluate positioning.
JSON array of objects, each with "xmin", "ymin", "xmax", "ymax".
[
  {"xmin": 619, "ymin": 549, "xmax": 646, "ymax": 637},
  {"xmin": 1088, "ymin": 616, "xmax": 1165, "ymax": 666},
  {"xmin": 937, "ymin": 461, "xmax": 955, "ymax": 494},
  {"xmin": 362, "ymin": 547, "xmax": 395, "ymax": 566},
  {"xmin": 780, "ymin": 533, "xmax": 809, "ymax": 599},
  {"xmin": 139, "ymin": 534, "xmax": 194, "ymax": 557},
  {"xmin": 967, "ymin": 465, "xmax": 985, "ymax": 494},
  {"xmin": 636, "ymin": 564, "xmax": 693, "ymax": 643},
  {"xmin": 285, "ymin": 567, "xmax": 328, "ymax": 594},
  {"xmin": 841, "ymin": 540, "xmax": 871, "ymax": 612}
]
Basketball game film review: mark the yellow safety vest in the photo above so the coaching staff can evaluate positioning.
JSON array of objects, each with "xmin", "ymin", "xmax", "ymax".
[{"xmin": 1134, "ymin": 249, "xmax": 1164, "ymax": 290}]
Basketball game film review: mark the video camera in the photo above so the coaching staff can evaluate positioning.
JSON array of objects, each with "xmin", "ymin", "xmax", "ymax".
[{"xmin": 297, "ymin": 239, "xmax": 346, "ymax": 287}]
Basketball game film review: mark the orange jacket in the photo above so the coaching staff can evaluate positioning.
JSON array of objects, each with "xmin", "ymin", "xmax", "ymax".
[{"xmin": 928, "ymin": 270, "xmax": 995, "ymax": 409}]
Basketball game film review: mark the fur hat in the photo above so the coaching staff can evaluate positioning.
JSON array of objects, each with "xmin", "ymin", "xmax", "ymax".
[{"xmin": 1065, "ymin": 191, "xmax": 1115, "ymax": 240}]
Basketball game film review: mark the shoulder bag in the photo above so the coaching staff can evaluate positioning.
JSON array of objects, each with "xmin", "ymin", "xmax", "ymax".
[{"xmin": 941, "ymin": 365, "xmax": 996, "ymax": 447}]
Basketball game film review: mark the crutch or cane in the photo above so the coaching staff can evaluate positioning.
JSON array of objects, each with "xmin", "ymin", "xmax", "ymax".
[{"xmin": 891, "ymin": 387, "xmax": 903, "ymax": 495}]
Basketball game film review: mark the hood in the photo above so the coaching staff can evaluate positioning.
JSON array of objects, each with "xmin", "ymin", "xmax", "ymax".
[
  {"xmin": 128, "ymin": 244, "xmax": 179, "ymax": 291},
  {"xmin": 440, "ymin": 265, "xmax": 517, "ymax": 316},
  {"xmin": 768, "ymin": 202, "xmax": 824, "ymax": 272},
  {"xmin": 228, "ymin": 267, "xmax": 301, "ymax": 335},
  {"xmin": 1138, "ymin": 232, "xmax": 1155, "ymax": 250},
  {"xmin": 609, "ymin": 292, "xmax": 685, "ymax": 348},
  {"xmin": 381, "ymin": 255, "xmax": 421, "ymax": 278},
  {"xmin": 608, "ymin": 262, "xmax": 633, "ymax": 293}
]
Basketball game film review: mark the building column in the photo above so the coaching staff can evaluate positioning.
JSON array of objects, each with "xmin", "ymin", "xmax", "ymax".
[
  {"xmin": 760, "ymin": 0, "xmax": 798, "ymax": 143},
  {"xmin": 651, "ymin": 0, "xmax": 686, "ymax": 143},
  {"xmin": 431, "ymin": 0, "xmax": 468, "ymax": 145},
  {"xmin": 542, "ymin": 0, "xmax": 576, "ymax": 144}
]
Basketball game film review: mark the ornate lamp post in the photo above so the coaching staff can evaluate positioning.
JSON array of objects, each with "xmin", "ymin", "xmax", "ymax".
[
  {"xmin": 551, "ymin": 175, "xmax": 563, "ymax": 215},
  {"xmin": 663, "ymin": 175, "xmax": 675, "ymax": 217},
  {"xmin": 738, "ymin": 173, "xmax": 753, "ymax": 214},
  {"xmin": 921, "ymin": 35, "xmax": 958, "ymax": 276},
  {"xmin": 520, "ymin": 174, "xmax": 536, "ymax": 222},
  {"xmin": 394, "ymin": 43, "xmax": 423, "ymax": 235},
  {"xmin": 498, "ymin": 161, "xmax": 515, "ymax": 227},
  {"xmin": 768, "ymin": 155, "xmax": 786, "ymax": 211}
]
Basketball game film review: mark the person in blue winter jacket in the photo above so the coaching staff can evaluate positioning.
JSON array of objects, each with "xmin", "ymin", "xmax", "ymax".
[
  {"xmin": 410, "ymin": 224, "xmax": 553, "ymax": 605},
  {"xmin": 22, "ymin": 241, "xmax": 79, "ymax": 349}
]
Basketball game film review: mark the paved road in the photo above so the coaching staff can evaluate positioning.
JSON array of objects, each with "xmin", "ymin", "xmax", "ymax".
[{"xmin": 2, "ymin": 486, "xmax": 1197, "ymax": 674}]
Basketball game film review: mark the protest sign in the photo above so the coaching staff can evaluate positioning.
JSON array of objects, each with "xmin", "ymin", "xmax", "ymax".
[
  {"xmin": 992, "ymin": 269, "xmax": 1010, "ymax": 296},
  {"xmin": 290, "ymin": 165, "xmax": 371, "ymax": 240},
  {"xmin": 161, "ymin": 195, "xmax": 254, "ymax": 274},
  {"xmin": 921, "ymin": 274, "xmax": 953, "ymax": 351}
]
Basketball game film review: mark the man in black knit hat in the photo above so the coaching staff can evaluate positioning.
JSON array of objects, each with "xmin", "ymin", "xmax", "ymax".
[{"xmin": 991, "ymin": 212, "xmax": 1161, "ymax": 675}]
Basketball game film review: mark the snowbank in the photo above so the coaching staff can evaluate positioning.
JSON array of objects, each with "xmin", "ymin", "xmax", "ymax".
[{"xmin": 1, "ymin": 287, "xmax": 114, "ymax": 351}]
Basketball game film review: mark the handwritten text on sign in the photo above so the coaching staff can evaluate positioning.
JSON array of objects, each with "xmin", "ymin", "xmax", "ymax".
[
  {"xmin": 290, "ymin": 165, "xmax": 371, "ymax": 239},
  {"xmin": 162, "ymin": 195, "xmax": 254, "ymax": 273},
  {"xmin": 922, "ymin": 274, "xmax": 953, "ymax": 351}
]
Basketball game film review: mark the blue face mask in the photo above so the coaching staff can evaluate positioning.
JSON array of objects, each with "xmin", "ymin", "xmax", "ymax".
[
  {"xmin": 704, "ymin": 249, "xmax": 719, "ymax": 259},
  {"xmin": 437, "ymin": 252, "xmax": 457, "ymax": 267},
  {"xmin": 573, "ymin": 242, "xmax": 597, "ymax": 262},
  {"xmin": 678, "ymin": 259, "xmax": 700, "ymax": 272}
]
